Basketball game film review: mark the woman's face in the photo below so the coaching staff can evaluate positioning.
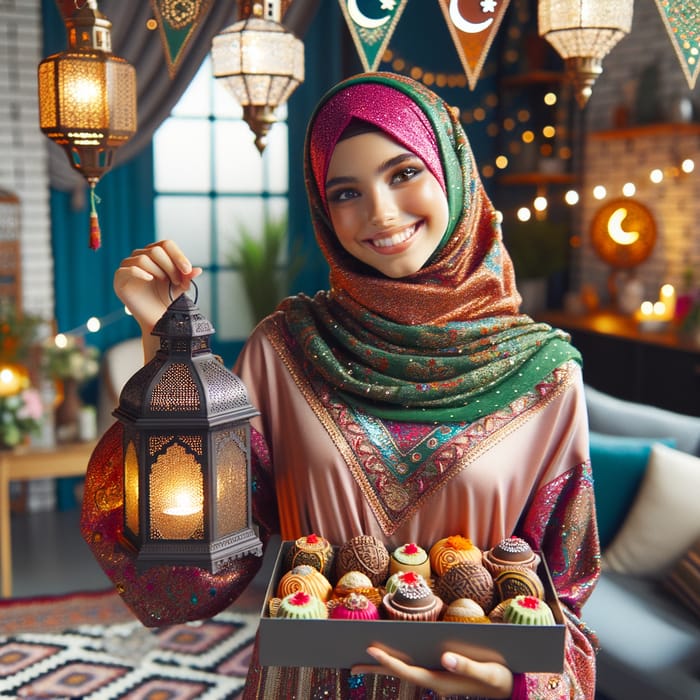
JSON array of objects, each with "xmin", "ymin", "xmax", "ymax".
[{"xmin": 325, "ymin": 130, "xmax": 449, "ymax": 278}]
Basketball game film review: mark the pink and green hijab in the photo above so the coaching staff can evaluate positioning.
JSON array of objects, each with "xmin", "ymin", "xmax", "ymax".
[{"xmin": 276, "ymin": 72, "xmax": 580, "ymax": 422}]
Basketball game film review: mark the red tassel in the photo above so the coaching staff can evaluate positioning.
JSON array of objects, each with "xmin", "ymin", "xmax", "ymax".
[{"xmin": 89, "ymin": 211, "xmax": 101, "ymax": 250}]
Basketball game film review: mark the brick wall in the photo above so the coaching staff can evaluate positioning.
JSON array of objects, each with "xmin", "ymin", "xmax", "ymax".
[
  {"xmin": 0, "ymin": 1, "xmax": 53, "ymax": 318},
  {"xmin": 572, "ymin": 0, "xmax": 700, "ymax": 305}
]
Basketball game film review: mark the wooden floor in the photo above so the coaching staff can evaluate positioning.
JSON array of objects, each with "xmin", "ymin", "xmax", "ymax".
[{"xmin": 7, "ymin": 505, "xmax": 277, "ymax": 613}]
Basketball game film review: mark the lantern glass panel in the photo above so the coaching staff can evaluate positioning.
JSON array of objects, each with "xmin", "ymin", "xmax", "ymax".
[
  {"xmin": 215, "ymin": 426, "xmax": 249, "ymax": 538},
  {"xmin": 38, "ymin": 61, "xmax": 57, "ymax": 128},
  {"xmin": 124, "ymin": 439, "xmax": 140, "ymax": 536},
  {"xmin": 59, "ymin": 56, "xmax": 108, "ymax": 129},
  {"xmin": 149, "ymin": 439, "xmax": 204, "ymax": 540}
]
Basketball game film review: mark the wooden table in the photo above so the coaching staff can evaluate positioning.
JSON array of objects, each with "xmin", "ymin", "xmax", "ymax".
[{"xmin": 0, "ymin": 440, "xmax": 96, "ymax": 597}]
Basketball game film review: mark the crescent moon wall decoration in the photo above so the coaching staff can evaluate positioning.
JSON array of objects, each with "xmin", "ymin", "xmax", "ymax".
[
  {"xmin": 438, "ymin": 0, "xmax": 511, "ymax": 90},
  {"xmin": 590, "ymin": 198, "xmax": 657, "ymax": 268},
  {"xmin": 338, "ymin": 0, "xmax": 409, "ymax": 72}
]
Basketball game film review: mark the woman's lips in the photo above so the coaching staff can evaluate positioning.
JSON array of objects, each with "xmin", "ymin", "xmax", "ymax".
[{"xmin": 367, "ymin": 223, "xmax": 418, "ymax": 252}]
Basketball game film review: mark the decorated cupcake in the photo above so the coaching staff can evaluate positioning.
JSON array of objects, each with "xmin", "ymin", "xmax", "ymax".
[
  {"xmin": 434, "ymin": 561, "xmax": 495, "ymax": 612},
  {"xmin": 483, "ymin": 536, "xmax": 540, "ymax": 576},
  {"xmin": 429, "ymin": 535, "xmax": 482, "ymax": 577},
  {"xmin": 285, "ymin": 533, "xmax": 334, "ymax": 578},
  {"xmin": 276, "ymin": 564, "xmax": 333, "ymax": 602},
  {"xmin": 328, "ymin": 592, "xmax": 381, "ymax": 620},
  {"xmin": 503, "ymin": 595, "xmax": 555, "ymax": 625},
  {"xmin": 493, "ymin": 567, "xmax": 544, "ymax": 602},
  {"xmin": 336, "ymin": 535, "xmax": 390, "ymax": 587},
  {"xmin": 382, "ymin": 571, "xmax": 443, "ymax": 621},
  {"xmin": 276, "ymin": 591, "xmax": 328, "ymax": 619},
  {"xmin": 442, "ymin": 597, "xmax": 491, "ymax": 623},
  {"xmin": 389, "ymin": 542, "xmax": 431, "ymax": 580}
]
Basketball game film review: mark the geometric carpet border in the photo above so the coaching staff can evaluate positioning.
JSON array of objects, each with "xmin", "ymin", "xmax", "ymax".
[{"xmin": 0, "ymin": 610, "xmax": 258, "ymax": 699}]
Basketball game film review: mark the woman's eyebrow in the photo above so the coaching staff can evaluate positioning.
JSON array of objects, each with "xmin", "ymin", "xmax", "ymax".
[{"xmin": 325, "ymin": 152, "xmax": 418, "ymax": 191}]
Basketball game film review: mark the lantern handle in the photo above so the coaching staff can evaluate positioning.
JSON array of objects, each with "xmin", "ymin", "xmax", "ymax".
[{"xmin": 169, "ymin": 280, "xmax": 198, "ymax": 304}]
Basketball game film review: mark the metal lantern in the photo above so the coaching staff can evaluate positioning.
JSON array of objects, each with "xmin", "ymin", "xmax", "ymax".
[
  {"xmin": 37, "ymin": 0, "xmax": 137, "ymax": 248},
  {"xmin": 211, "ymin": 0, "xmax": 304, "ymax": 152},
  {"xmin": 538, "ymin": 0, "xmax": 634, "ymax": 108},
  {"xmin": 113, "ymin": 288, "xmax": 262, "ymax": 572}
]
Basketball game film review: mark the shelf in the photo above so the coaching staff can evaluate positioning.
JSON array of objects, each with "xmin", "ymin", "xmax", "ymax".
[
  {"xmin": 591, "ymin": 123, "xmax": 700, "ymax": 141},
  {"xmin": 498, "ymin": 172, "xmax": 575, "ymax": 186}
]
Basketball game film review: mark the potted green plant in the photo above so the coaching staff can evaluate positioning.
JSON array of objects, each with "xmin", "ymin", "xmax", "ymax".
[
  {"xmin": 226, "ymin": 214, "xmax": 304, "ymax": 324},
  {"xmin": 503, "ymin": 218, "xmax": 569, "ymax": 314}
]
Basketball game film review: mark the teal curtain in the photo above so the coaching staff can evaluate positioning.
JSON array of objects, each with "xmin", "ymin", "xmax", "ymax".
[{"xmin": 42, "ymin": 0, "xmax": 152, "ymax": 354}]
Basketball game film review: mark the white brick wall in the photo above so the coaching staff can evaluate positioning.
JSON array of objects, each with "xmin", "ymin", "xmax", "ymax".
[
  {"xmin": 0, "ymin": 0, "xmax": 53, "ymax": 319},
  {"xmin": 573, "ymin": 0, "xmax": 700, "ymax": 303}
]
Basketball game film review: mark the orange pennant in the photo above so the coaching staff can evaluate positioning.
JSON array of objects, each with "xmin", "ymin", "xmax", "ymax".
[{"xmin": 438, "ymin": 0, "xmax": 511, "ymax": 90}]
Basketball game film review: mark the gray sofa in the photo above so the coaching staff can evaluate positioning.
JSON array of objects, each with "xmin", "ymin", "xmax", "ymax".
[{"xmin": 583, "ymin": 385, "xmax": 700, "ymax": 700}]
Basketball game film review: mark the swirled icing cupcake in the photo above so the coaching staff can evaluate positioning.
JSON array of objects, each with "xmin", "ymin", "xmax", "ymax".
[
  {"xmin": 429, "ymin": 535, "xmax": 482, "ymax": 577},
  {"xmin": 285, "ymin": 533, "xmax": 334, "ymax": 578},
  {"xmin": 482, "ymin": 536, "xmax": 541, "ymax": 576},
  {"xmin": 382, "ymin": 571, "xmax": 443, "ymax": 621},
  {"xmin": 389, "ymin": 542, "xmax": 431, "ymax": 580},
  {"xmin": 277, "ymin": 591, "xmax": 328, "ymax": 619},
  {"xmin": 503, "ymin": 595, "xmax": 555, "ymax": 625},
  {"xmin": 333, "ymin": 571, "xmax": 383, "ymax": 607},
  {"xmin": 328, "ymin": 592, "xmax": 381, "ymax": 620},
  {"xmin": 276, "ymin": 564, "xmax": 332, "ymax": 602}
]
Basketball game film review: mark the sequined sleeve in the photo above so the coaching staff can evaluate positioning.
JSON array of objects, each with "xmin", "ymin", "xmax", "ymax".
[{"xmin": 515, "ymin": 460, "xmax": 601, "ymax": 700}]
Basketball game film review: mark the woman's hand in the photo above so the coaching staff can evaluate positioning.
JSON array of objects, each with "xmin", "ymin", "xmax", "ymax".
[
  {"xmin": 114, "ymin": 240, "xmax": 202, "ymax": 359},
  {"xmin": 352, "ymin": 646, "xmax": 513, "ymax": 698}
]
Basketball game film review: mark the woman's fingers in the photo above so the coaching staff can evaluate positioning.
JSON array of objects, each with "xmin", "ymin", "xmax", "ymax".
[{"xmin": 351, "ymin": 647, "xmax": 512, "ymax": 699}]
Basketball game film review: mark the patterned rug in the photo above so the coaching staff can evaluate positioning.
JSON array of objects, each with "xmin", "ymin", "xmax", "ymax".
[{"xmin": 0, "ymin": 590, "xmax": 258, "ymax": 699}]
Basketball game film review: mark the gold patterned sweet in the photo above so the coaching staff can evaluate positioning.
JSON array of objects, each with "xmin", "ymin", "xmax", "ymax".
[
  {"xmin": 276, "ymin": 564, "xmax": 332, "ymax": 602},
  {"xmin": 429, "ymin": 535, "xmax": 482, "ymax": 577},
  {"xmin": 284, "ymin": 533, "xmax": 335, "ymax": 578}
]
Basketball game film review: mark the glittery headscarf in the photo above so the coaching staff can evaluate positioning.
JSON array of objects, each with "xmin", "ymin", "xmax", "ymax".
[{"xmin": 275, "ymin": 72, "xmax": 580, "ymax": 422}]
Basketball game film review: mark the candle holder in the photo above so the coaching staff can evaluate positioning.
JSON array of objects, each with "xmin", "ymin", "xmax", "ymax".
[{"xmin": 114, "ymin": 285, "xmax": 262, "ymax": 572}]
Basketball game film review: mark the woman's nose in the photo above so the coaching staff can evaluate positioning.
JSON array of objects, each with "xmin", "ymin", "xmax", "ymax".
[{"xmin": 368, "ymin": 187, "xmax": 398, "ymax": 226}]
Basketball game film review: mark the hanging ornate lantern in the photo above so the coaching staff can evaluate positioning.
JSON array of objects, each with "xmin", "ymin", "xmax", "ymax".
[
  {"xmin": 211, "ymin": 0, "xmax": 304, "ymax": 152},
  {"xmin": 37, "ymin": 0, "xmax": 137, "ymax": 249},
  {"xmin": 538, "ymin": 0, "xmax": 634, "ymax": 108},
  {"xmin": 113, "ymin": 286, "xmax": 262, "ymax": 572}
]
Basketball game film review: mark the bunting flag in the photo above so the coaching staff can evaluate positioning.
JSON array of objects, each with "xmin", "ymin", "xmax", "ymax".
[
  {"xmin": 338, "ymin": 0, "xmax": 409, "ymax": 72},
  {"xmin": 654, "ymin": 0, "xmax": 700, "ymax": 89},
  {"xmin": 438, "ymin": 0, "xmax": 510, "ymax": 90},
  {"xmin": 150, "ymin": 0, "xmax": 213, "ymax": 78}
]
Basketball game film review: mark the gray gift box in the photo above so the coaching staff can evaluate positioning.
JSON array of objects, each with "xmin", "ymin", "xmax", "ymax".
[{"xmin": 258, "ymin": 541, "xmax": 566, "ymax": 672}]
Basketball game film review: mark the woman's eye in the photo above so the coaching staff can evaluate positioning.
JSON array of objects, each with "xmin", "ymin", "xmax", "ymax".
[
  {"xmin": 327, "ymin": 188, "xmax": 359, "ymax": 203},
  {"xmin": 391, "ymin": 166, "xmax": 420, "ymax": 184}
]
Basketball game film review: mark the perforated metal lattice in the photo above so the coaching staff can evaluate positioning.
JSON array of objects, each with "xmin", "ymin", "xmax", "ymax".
[
  {"xmin": 200, "ymin": 359, "xmax": 250, "ymax": 414},
  {"xmin": 149, "ymin": 434, "xmax": 203, "ymax": 458},
  {"xmin": 149, "ymin": 362, "xmax": 201, "ymax": 411}
]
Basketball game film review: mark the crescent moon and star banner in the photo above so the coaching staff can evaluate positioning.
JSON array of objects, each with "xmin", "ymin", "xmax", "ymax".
[
  {"xmin": 654, "ymin": 0, "xmax": 700, "ymax": 89},
  {"xmin": 150, "ymin": 0, "xmax": 213, "ymax": 78},
  {"xmin": 438, "ymin": 0, "xmax": 510, "ymax": 90},
  {"xmin": 338, "ymin": 0, "xmax": 409, "ymax": 72}
]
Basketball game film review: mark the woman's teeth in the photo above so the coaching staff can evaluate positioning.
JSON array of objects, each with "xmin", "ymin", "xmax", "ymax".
[{"xmin": 371, "ymin": 225, "xmax": 416, "ymax": 248}]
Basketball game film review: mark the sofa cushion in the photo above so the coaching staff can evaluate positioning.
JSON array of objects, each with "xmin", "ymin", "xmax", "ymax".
[
  {"xmin": 664, "ymin": 536, "xmax": 700, "ymax": 621},
  {"xmin": 603, "ymin": 443, "xmax": 700, "ymax": 578},
  {"xmin": 585, "ymin": 570, "xmax": 700, "ymax": 700},
  {"xmin": 584, "ymin": 384, "xmax": 700, "ymax": 456},
  {"xmin": 589, "ymin": 432, "xmax": 675, "ymax": 550}
]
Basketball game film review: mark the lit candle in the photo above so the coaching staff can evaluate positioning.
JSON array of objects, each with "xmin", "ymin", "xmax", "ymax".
[{"xmin": 160, "ymin": 488, "xmax": 203, "ymax": 540}]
